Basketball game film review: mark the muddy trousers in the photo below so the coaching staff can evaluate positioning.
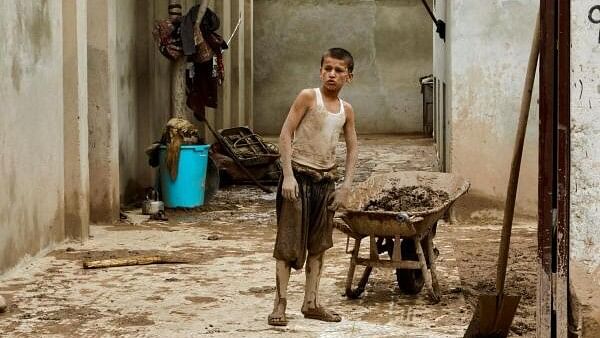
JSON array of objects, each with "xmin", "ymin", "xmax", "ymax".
[{"xmin": 273, "ymin": 173, "xmax": 335, "ymax": 270}]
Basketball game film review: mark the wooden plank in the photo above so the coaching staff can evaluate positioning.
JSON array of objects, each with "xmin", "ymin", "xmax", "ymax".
[
  {"xmin": 236, "ymin": 0, "xmax": 245, "ymax": 126},
  {"xmin": 244, "ymin": 0, "xmax": 254, "ymax": 127},
  {"xmin": 555, "ymin": 0, "xmax": 571, "ymax": 336},
  {"xmin": 538, "ymin": 0, "xmax": 555, "ymax": 336},
  {"xmin": 355, "ymin": 258, "xmax": 421, "ymax": 270},
  {"xmin": 229, "ymin": 0, "xmax": 240, "ymax": 126},
  {"xmin": 221, "ymin": 0, "xmax": 232, "ymax": 129},
  {"xmin": 369, "ymin": 236, "xmax": 379, "ymax": 260},
  {"xmin": 83, "ymin": 255, "xmax": 190, "ymax": 269}
]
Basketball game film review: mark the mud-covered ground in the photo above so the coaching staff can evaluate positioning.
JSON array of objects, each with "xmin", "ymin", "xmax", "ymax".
[
  {"xmin": 0, "ymin": 135, "xmax": 536, "ymax": 337},
  {"xmin": 449, "ymin": 218, "xmax": 537, "ymax": 336}
]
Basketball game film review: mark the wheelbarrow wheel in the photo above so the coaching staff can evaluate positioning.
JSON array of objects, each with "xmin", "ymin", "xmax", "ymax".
[{"xmin": 395, "ymin": 239, "xmax": 425, "ymax": 295}]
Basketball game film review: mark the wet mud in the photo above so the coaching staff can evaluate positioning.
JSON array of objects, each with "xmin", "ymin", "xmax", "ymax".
[{"xmin": 364, "ymin": 185, "xmax": 450, "ymax": 213}]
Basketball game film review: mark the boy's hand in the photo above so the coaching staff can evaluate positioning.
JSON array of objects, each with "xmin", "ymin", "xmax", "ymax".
[
  {"xmin": 282, "ymin": 176, "xmax": 299, "ymax": 200},
  {"xmin": 328, "ymin": 186, "xmax": 350, "ymax": 211}
]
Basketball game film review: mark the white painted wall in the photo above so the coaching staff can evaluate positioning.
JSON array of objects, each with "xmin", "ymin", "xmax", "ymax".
[
  {"xmin": 446, "ymin": 0, "xmax": 539, "ymax": 217},
  {"xmin": 570, "ymin": 0, "xmax": 600, "ymax": 270}
]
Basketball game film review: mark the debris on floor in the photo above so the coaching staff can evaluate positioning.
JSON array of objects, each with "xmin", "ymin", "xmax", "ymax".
[{"xmin": 83, "ymin": 254, "xmax": 190, "ymax": 269}]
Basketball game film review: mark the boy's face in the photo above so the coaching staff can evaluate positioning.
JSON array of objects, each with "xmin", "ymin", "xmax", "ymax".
[{"xmin": 320, "ymin": 56, "xmax": 353, "ymax": 91}]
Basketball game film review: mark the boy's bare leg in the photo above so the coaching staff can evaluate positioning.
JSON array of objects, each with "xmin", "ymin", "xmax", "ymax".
[
  {"xmin": 301, "ymin": 253, "xmax": 342, "ymax": 322},
  {"xmin": 268, "ymin": 260, "xmax": 291, "ymax": 326}
]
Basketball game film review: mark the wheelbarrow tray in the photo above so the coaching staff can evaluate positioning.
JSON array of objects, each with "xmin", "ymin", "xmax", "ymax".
[
  {"xmin": 336, "ymin": 171, "xmax": 470, "ymax": 302},
  {"xmin": 339, "ymin": 171, "xmax": 470, "ymax": 238}
]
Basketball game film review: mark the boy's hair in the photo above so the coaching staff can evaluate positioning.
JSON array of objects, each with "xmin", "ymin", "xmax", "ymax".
[{"xmin": 321, "ymin": 48, "xmax": 354, "ymax": 73}]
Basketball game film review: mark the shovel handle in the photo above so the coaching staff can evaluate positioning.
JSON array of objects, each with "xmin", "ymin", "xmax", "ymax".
[{"xmin": 496, "ymin": 11, "xmax": 540, "ymax": 294}]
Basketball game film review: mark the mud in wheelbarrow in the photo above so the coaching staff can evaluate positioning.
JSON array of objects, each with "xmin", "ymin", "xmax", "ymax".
[{"xmin": 335, "ymin": 171, "xmax": 470, "ymax": 303}]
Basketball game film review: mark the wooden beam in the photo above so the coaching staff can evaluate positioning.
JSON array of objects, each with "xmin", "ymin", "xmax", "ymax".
[
  {"xmin": 83, "ymin": 255, "xmax": 190, "ymax": 269},
  {"xmin": 355, "ymin": 258, "xmax": 422, "ymax": 270},
  {"xmin": 555, "ymin": 0, "xmax": 571, "ymax": 336}
]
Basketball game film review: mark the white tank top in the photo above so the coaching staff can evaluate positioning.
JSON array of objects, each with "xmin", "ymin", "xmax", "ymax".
[{"xmin": 291, "ymin": 88, "xmax": 346, "ymax": 170}]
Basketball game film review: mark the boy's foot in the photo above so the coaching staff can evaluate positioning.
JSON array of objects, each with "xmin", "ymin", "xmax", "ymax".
[
  {"xmin": 301, "ymin": 306, "xmax": 341, "ymax": 322},
  {"xmin": 268, "ymin": 299, "xmax": 288, "ymax": 326}
]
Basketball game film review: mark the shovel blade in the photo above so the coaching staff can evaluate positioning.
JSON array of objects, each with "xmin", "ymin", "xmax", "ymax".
[{"xmin": 464, "ymin": 294, "xmax": 520, "ymax": 338}]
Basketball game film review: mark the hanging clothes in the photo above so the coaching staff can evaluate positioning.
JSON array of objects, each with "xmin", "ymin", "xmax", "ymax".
[
  {"xmin": 152, "ymin": 17, "xmax": 183, "ymax": 61},
  {"xmin": 180, "ymin": 5, "xmax": 228, "ymax": 120},
  {"xmin": 181, "ymin": 3, "xmax": 208, "ymax": 57},
  {"xmin": 186, "ymin": 61, "xmax": 218, "ymax": 120}
]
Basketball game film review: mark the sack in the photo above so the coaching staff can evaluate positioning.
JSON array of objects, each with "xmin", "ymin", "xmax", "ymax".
[{"xmin": 152, "ymin": 17, "xmax": 183, "ymax": 61}]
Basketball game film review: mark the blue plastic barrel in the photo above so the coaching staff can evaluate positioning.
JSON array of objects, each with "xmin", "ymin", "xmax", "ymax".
[{"xmin": 159, "ymin": 145, "xmax": 210, "ymax": 208}]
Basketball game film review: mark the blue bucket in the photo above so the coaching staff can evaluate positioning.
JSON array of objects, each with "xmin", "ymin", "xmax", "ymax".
[{"xmin": 159, "ymin": 145, "xmax": 210, "ymax": 208}]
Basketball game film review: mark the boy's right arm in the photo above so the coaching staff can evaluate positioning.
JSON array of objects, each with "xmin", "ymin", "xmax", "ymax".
[{"xmin": 279, "ymin": 89, "xmax": 313, "ymax": 200}]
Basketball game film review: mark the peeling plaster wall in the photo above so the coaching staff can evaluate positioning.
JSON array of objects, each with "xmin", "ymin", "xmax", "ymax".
[
  {"xmin": 0, "ymin": 1, "xmax": 65, "ymax": 272},
  {"xmin": 253, "ymin": 0, "xmax": 433, "ymax": 135},
  {"xmin": 116, "ymin": 0, "xmax": 172, "ymax": 203},
  {"xmin": 448, "ymin": 0, "xmax": 539, "ymax": 217},
  {"xmin": 571, "ymin": 0, "xmax": 600, "ymax": 271}
]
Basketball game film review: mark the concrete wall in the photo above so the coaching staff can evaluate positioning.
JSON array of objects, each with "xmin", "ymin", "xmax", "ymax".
[
  {"xmin": 570, "ymin": 4, "xmax": 600, "ymax": 334},
  {"xmin": 87, "ymin": 0, "xmax": 121, "ymax": 222},
  {"xmin": 115, "ymin": 0, "xmax": 172, "ymax": 203},
  {"xmin": 253, "ymin": 0, "xmax": 433, "ymax": 135},
  {"xmin": 446, "ymin": 0, "xmax": 539, "ymax": 218},
  {"xmin": 0, "ymin": 0, "xmax": 65, "ymax": 272},
  {"xmin": 570, "ymin": 0, "xmax": 600, "ymax": 274},
  {"xmin": 63, "ymin": 0, "xmax": 90, "ymax": 239}
]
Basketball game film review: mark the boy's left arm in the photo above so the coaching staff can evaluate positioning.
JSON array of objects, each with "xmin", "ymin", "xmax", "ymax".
[{"xmin": 330, "ymin": 104, "xmax": 358, "ymax": 210}]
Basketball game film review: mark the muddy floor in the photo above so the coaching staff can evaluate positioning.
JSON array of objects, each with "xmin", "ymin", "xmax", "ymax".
[{"xmin": 0, "ymin": 135, "xmax": 536, "ymax": 337}]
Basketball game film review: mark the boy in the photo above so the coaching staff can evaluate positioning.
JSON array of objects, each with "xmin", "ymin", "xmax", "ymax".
[{"xmin": 268, "ymin": 48, "xmax": 358, "ymax": 326}]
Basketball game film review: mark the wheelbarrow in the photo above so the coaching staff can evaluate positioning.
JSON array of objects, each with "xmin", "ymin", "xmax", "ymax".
[{"xmin": 335, "ymin": 171, "xmax": 470, "ymax": 303}]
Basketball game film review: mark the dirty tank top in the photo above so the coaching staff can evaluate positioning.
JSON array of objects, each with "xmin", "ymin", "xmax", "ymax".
[{"xmin": 291, "ymin": 88, "xmax": 346, "ymax": 170}]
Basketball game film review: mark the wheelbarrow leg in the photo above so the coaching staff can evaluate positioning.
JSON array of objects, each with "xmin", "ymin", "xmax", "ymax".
[
  {"xmin": 426, "ymin": 232, "xmax": 441, "ymax": 299},
  {"xmin": 415, "ymin": 238, "xmax": 440, "ymax": 303},
  {"xmin": 355, "ymin": 266, "xmax": 373, "ymax": 295},
  {"xmin": 346, "ymin": 238, "xmax": 367, "ymax": 299}
]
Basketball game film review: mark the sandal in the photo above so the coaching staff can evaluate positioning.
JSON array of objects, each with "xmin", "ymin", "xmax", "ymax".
[
  {"xmin": 301, "ymin": 307, "xmax": 342, "ymax": 322},
  {"xmin": 268, "ymin": 313, "xmax": 288, "ymax": 326},
  {"xmin": 268, "ymin": 298, "xmax": 288, "ymax": 326}
]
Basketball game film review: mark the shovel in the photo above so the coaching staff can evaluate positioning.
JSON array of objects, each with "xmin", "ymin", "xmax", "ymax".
[{"xmin": 464, "ymin": 10, "xmax": 540, "ymax": 338}]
